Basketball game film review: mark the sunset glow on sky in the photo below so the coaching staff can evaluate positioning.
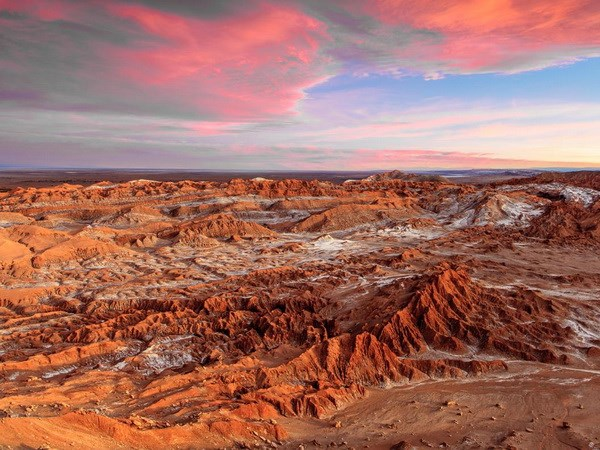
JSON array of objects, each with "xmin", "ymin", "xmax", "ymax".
[{"xmin": 1, "ymin": 0, "xmax": 600, "ymax": 169}]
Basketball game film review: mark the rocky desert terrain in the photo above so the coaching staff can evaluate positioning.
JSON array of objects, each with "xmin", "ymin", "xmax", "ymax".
[{"xmin": 0, "ymin": 170, "xmax": 598, "ymax": 449}]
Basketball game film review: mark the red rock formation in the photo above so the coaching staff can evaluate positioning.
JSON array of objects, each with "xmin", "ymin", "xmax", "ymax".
[
  {"xmin": 527, "ymin": 200, "xmax": 600, "ymax": 244},
  {"xmin": 31, "ymin": 235, "xmax": 132, "ymax": 268},
  {"xmin": 224, "ymin": 178, "xmax": 343, "ymax": 198},
  {"xmin": 0, "ymin": 175, "xmax": 598, "ymax": 448},
  {"xmin": 294, "ymin": 200, "xmax": 421, "ymax": 232},
  {"xmin": 166, "ymin": 214, "xmax": 276, "ymax": 239},
  {"xmin": 362, "ymin": 170, "xmax": 448, "ymax": 183},
  {"xmin": 517, "ymin": 170, "xmax": 600, "ymax": 190}
]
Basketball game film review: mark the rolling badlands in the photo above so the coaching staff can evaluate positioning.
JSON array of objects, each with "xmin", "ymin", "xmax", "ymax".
[{"xmin": 0, "ymin": 171, "xmax": 599, "ymax": 449}]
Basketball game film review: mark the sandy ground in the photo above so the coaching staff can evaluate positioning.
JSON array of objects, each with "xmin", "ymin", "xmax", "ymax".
[
  {"xmin": 282, "ymin": 362, "xmax": 600, "ymax": 449},
  {"xmin": 1, "ymin": 363, "xmax": 598, "ymax": 449}
]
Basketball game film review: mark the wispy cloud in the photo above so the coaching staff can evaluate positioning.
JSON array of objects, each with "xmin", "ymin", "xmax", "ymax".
[{"xmin": 1, "ymin": 0, "xmax": 599, "ymax": 168}]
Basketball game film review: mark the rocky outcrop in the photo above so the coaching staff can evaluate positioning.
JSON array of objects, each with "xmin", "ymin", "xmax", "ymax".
[
  {"xmin": 363, "ymin": 170, "xmax": 448, "ymax": 183},
  {"xmin": 294, "ymin": 200, "xmax": 421, "ymax": 232},
  {"xmin": 254, "ymin": 264, "xmax": 574, "ymax": 413},
  {"xmin": 516, "ymin": 170, "xmax": 600, "ymax": 190},
  {"xmin": 526, "ymin": 200, "xmax": 600, "ymax": 244},
  {"xmin": 31, "ymin": 235, "xmax": 132, "ymax": 268},
  {"xmin": 166, "ymin": 214, "xmax": 276, "ymax": 239}
]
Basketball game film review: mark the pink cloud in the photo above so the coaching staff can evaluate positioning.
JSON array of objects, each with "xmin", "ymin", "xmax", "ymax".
[
  {"xmin": 188, "ymin": 122, "xmax": 245, "ymax": 137},
  {"xmin": 0, "ymin": 0, "xmax": 333, "ymax": 120},
  {"xmin": 2, "ymin": 0, "xmax": 600, "ymax": 126},
  {"xmin": 341, "ymin": 149, "xmax": 600, "ymax": 170},
  {"xmin": 244, "ymin": 146, "xmax": 600, "ymax": 170},
  {"xmin": 0, "ymin": 0, "xmax": 82, "ymax": 21},
  {"xmin": 101, "ymin": 2, "xmax": 331, "ymax": 119}
]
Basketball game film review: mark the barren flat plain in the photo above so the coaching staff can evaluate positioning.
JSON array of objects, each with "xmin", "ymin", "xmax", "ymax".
[{"xmin": 0, "ymin": 170, "xmax": 598, "ymax": 449}]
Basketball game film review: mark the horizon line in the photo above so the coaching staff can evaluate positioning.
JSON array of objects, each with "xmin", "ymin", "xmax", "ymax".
[{"xmin": 1, "ymin": 166, "xmax": 600, "ymax": 173}]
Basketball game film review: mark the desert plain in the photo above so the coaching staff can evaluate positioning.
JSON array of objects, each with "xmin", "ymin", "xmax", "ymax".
[{"xmin": 0, "ymin": 170, "xmax": 598, "ymax": 449}]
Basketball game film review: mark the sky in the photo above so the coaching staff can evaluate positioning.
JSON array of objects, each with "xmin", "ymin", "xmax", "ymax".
[{"xmin": 1, "ymin": 0, "xmax": 600, "ymax": 170}]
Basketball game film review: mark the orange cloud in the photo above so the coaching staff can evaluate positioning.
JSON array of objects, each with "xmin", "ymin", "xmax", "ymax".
[{"xmin": 352, "ymin": 0, "xmax": 600, "ymax": 72}]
